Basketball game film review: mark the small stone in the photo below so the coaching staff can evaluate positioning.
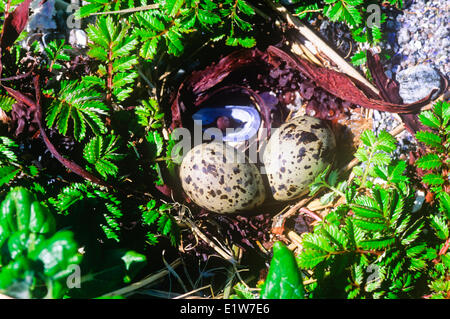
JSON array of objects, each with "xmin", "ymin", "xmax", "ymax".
[
  {"xmin": 396, "ymin": 65, "xmax": 443, "ymax": 103},
  {"xmin": 69, "ymin": 29, "xmax": 87, "ymax": 47}
]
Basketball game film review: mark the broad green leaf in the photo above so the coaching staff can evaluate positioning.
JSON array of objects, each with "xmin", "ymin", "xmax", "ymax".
[{"xmin": 261, "ymin": 241, "xmax": 304, "ymax": 299}]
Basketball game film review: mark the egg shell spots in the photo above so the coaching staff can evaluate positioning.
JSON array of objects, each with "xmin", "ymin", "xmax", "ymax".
[
  {"xmin": 180, "ymin": 143, "xmax": 266, "ymax": 214},
  {"xmin": 263, "ymin": 116, "xmax": 336, "ymax": 201}
]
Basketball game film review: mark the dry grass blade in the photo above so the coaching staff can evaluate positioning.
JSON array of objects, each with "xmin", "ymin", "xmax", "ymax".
[
  {"xmin": 183, "ymin": 216, "xmax": 236, "ymax": 264},
  {"xmin": 100, "ymin": 258, "xmax": 182, "ymax": 298},
  {"xmin": 173, "ymin": 285, "xmax": 214, "ymax": 299}
]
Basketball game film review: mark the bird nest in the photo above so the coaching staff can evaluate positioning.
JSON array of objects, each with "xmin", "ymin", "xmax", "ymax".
[{"xmin": 162, "ymin": 2, "xmax": 445, "ymax": 269}]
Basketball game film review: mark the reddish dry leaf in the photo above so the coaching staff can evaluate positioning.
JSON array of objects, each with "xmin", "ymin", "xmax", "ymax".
[
  {"xmin": 266, "ymin": 46, "xmax": 434, "ymax": 115},
  {"xmin": 170, "ymin": 49, "xmax": 267, "ymax": 129},
  {"xmin": 0, "ymin": 0, "xmax": 32, "ymax": 51},
  {"xmin": 366, "ymin": 50, "xmax": 403, "ymax": 104}
]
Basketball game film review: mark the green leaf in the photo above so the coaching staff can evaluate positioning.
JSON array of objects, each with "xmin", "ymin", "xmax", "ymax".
[
  {"xmin": 30, "ymin": 231, "xmax": 82, "ymax": 279},
  {"xmin": 430, "ymin": 215, "xmax": 449, "ymax": 240},
  {"xmin": 121, "ymin": 251, "xmax": 146, "ymax": 283},
  {"xmin": 415, "ymin": 153, "xmax": 442, "ymax": 170},
  {"xmin": 140, "ymin": 37, "xmax": 159, "ymax": 60},
  {"xmin": 46, "ymin": 80, "xmax": 108, "ymax": 141},
  {"xmin": 83, "ymin": 135, "xmax": 123, "ymax": 179},
  {"xmin": 419, "ymin": 111, "xmax": 441, "ymax": 129},
  {"xmin": 351, "ymin": 50, "xmax": 367, "ymax": 66},
  {"xmin": 165, "ymin": 0, "xmax": 184, "ymax": 17},
  {"xmin": 351, "ymin": 205, "xmax": 384, "ymax": 219},
  {"xmin": 353, "ymin": 218, "xmax": 386, "ymax": 232},
  {"xmin": 260, "ymin": 241, "xmax": 304, "ymax": 299},
  {"xmin": 415, "ymin": 131, "xmax": 443, "ymax": 150},
  {"xmin": 236, "ymin": 0, "xmax": 255, "ymax": 16},
  {"xmin": 146, "ymin": 131, "xmax": 164, "ymax": 159},
  {"xmin": 0, "ymin": 187, "xmax": 56, "ymax": 236},
  {"xmin": 360, "ymin": 130, "xmax": 376, "ymax": 147},
  {"xmin": 326, "ymin": 2, "xmax": 343, "ymax": 21},
  {"xmin": 76, "ymin": 2, "xmax": 106, "ymax": 19},
  {"xmin": 341, "ymin": 4, "xmax": 362, "ymax": 26},
  {"xmin": 0, "ymin": 95, "xmax": 16, "ymax": 112},
  {"xmin": 198, "ymin": 9, "xmax": 221, "ymax": 26},
  {"xmin": 359, "ymin": 237, "xmax": 395, "ymax": 250},
  {"xmin": 297, "ymin": 249, "xmax": 328, "ymax": 269},
  {"xmin": 422, "ymin": 173, "xmax": 445, "ymax": 186},
  {"xmin": 166, "ymin": 29, "xmax": 184, "ymax": 56},
  {"xmin": 376, "ymin": 131, "xmax": 397, "ymax": 153},
  {"xmin": 0, "ymin": 166, "xmax": 19, "ymax": 187}
]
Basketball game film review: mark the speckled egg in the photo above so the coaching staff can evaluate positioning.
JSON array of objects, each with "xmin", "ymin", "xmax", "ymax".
[
  {"xmin": 263, "ymin": 115, "xmax": 336, "ymax": 201},
  {"xmin": 179, "ymin": 142, "xmax": 266, "ymax": 214}
]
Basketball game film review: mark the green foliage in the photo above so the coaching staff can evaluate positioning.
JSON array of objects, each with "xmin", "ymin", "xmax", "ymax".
[
  {"xmin": 49, "ymin": 182, "xmax": 124, "ymax": 242},
  {"xmin": 309, "ymin": 165, "xmax": 347, "ymax": 205},
  {"xmin": 140, "ymin": 200, "xmax": 180, "ymax": 247},
  {"xmin": 77, "ymin": 0, "xmax": 260, "ymax": 58},
  {"xmin": 0, "ymin": 95, "xmax": 15, "ymax": 112},
  {"xmin": 83, "ymin": 135, "xmax": 125, "ymax": 179},
  {"xmin": 85, "ymin": 15, "xmax": 139, "ymax": 104},
  {"xmin": 0, "ymin": 187, "xmax": 82, "ymax": 298},
  {"xmin": 293, "ymin": 131, "xmax": 427, "ymax": 298},
  {"xmin": 352, "ymin": 129, "xmax": 403, "ymax": 188},
  {"xmin": 135, "ymin": 98, "xmax": 165, "ymax": 130},
  {"xmin": 0, "ymin": 137, "xmax": 40, "ymax": 189},
  {"xmin": 44, "ymin": 39, "xmax": 72, "ymax": 73},
  {"xmin": 292, "ymin": 0, "xmax": 399, "ymax": 46},
  {"xmin": 46, "ymin": 80, "xmax": 109, "ymax": 141},
  {"xmin": 415, "ymin": 100, "xmax": 449, "ymax": 198},
  {"xmin": 260, "ymin": 241, "xmax": 305, "ymax": 299},
  {"xmin": 414, "ymin": 100, "xmax": 450, "ymax": 299}
]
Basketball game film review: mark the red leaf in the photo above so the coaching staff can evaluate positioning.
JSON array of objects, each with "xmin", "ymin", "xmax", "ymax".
[
  {"xmin": 366, "ymin": 50, "xmax": 402, "ymax": 104},
  {"xmin": 0, "ymin": 0, "xmax": 33, "ymax": 51},
  {"xmin": 266, "ymin": 46, "xmax": 433, "ymax": 115}
]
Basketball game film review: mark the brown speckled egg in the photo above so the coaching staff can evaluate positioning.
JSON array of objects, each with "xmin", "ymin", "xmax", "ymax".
[
  {"xmin": 179, "ymin": 142, "xmax": 266, "ymax": 214},
  {"xmin": 263, "ymin": 115, "xmax": 336, "ymax": 201}
]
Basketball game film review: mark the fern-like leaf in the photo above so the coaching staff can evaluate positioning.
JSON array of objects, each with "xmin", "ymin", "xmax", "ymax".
[
  {"xmin": 46, "ymin": 80, "xmax": 109, "ymax": 141},
  {"xmin": 83, "ymin": 135, "xmax": 124, "ymax": 179}
]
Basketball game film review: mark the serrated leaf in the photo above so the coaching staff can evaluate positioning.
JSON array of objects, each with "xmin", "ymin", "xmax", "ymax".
[
  {"xmin": 327, "ymin": 2, "xmax": 343, "ymax": 21},
  {"xmin": 140, "ymin": 37, "xmax": 159, "ymax": 60},
  {"xmin": 112, "ymin": 56, "xmax": 138, "ymax": 73},
  {"xmin": 297, "ymin": 249, "xmax": 328, "ymax": 269},
  {"xmin": 342, "ymin": 4, "xmax": 362, "ymax": 26},
  {"xmin": 419, "ymin": 111, "xmax": 441, "ymax": 129},
  {"xmin": 198, "ymin": 9, "xmax": 221, "ymax": 26},
  {"xmin": 360, "ymin": 130, "xmax": 376, "ymax": 147},
  {"xmin": 166, "ymin": 29, "xmax": 184, "ymax": 56},
  {"xmin": 83, "ymin": 135, "xmax": 123, "ymax": 178},
  {"xmin": 430, "ymin": 215, "xmax": 449, "ymax": 240},
  {"xmin": 353, "ymin": 218, "xmax": 386, "ymax": 232},
  {"xmin": 359, "ymin": 237, "xmax": 395, "ymax": 250},
  {"xmin": 422, "ymin": 173, "xmax": 445, "ymax": 186},
  {"xmin": 76, "ymin": 2, "xmax": 106, "ymax": 19},
  {"xmin": 415, "ymin": 154, "xmax": 442, "ymax": 170},
  {"xmin": 376, "ymin": 131, "xmax": 397, "ymax": 153},
  {"xmin": 0, "ymin": 166, "xmax": 19, "ymax": 186},
  {"xmin": 236, "ymin": 0, "xmax": 255, "ymax": 16},
  {"xmin": 351, "ymin": 205, "xmax": 384, "ymax": 219},
  {"xmin": 351, "ymin": 50, "xmax": 367, "ymax": 66},
  {"xmin": 165, "ymin": 0, "xmax": 184, "ymax": 17},
  {"xmin": 0, "ymin": 95, "xmax": 15, "ymax": 112},
  {"xmin": 415, "ymin": 131, "xmax": 443, "ymax": 150}
]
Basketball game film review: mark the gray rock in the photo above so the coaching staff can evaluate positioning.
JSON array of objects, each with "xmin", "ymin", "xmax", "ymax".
[
  {"xmin": 396, "ymin": 65, "xmax": 443, "ymax": 103},
  {"xmin": 397, "ymin": 28, "xmax": 410, "ymax": 45}
]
